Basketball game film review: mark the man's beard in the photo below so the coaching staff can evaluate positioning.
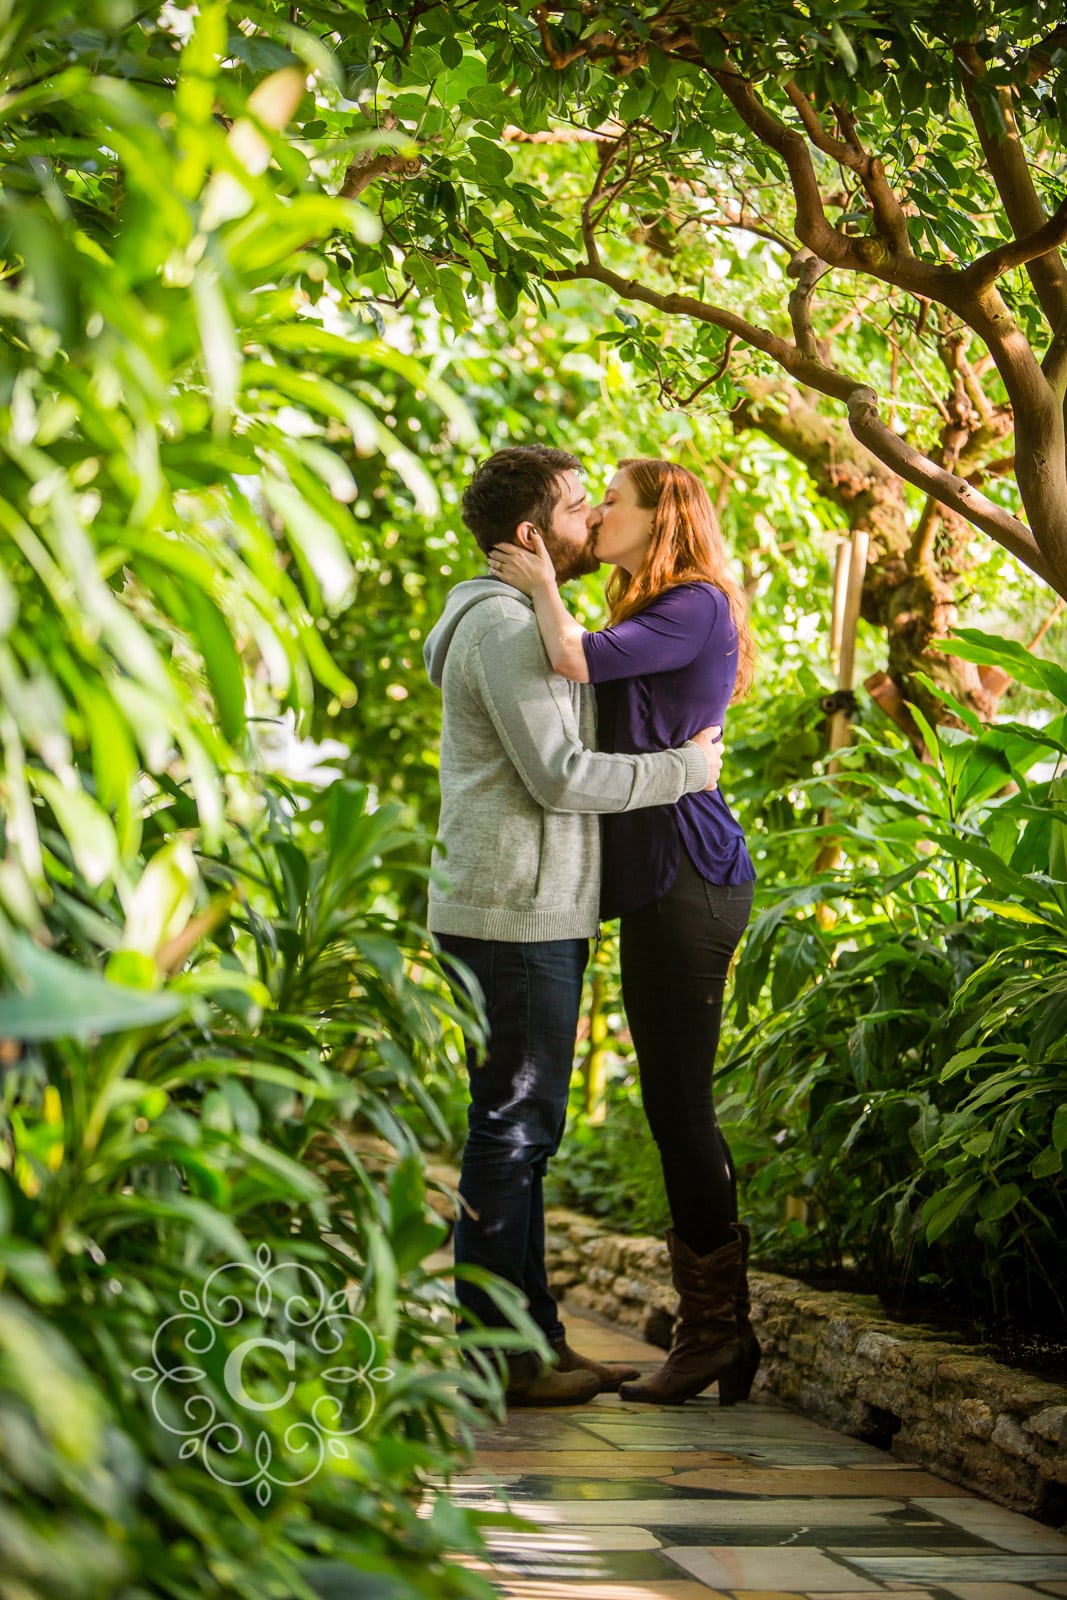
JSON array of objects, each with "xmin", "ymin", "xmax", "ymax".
[{"xmin": 544, "ymin": 529, "xmax": 600, "ymax": 585}]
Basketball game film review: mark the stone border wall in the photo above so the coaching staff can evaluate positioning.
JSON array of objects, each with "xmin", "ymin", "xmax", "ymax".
[{"xmin": 545, "ymin": 1206, "xmax": 1067, "ymax": 1525}]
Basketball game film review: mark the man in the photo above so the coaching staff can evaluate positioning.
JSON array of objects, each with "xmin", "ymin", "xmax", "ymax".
[{"xmin": 424, "ymin": 446, "xmax": 722, "ymax": 1406}]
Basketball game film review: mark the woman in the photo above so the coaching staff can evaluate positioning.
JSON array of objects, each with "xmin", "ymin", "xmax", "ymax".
[{"xmin": 488, "ymin": 458, "xmax": 758, "ymax": 1405}]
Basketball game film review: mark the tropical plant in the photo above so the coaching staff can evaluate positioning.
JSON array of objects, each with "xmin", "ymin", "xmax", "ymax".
[
  {"xmin": 551, "ymin": 626, "xmax": 1067, "ymax": 1331},
  {"xmin": 721, "ymin": 627, "xmax": 1066, "ymax": 1322},
  {"xmin": 0, "ymin": 5, "xmax": 531, "ymax": 1593},
  {"xmin": 1, "ymin": 773, "xmax": 535, "ymax": 1598}
]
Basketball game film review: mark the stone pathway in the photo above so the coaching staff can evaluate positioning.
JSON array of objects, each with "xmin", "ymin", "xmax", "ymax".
[{"xmin": 453, "ymin": 1306, "xmax": 1067, "ymax": 1600}]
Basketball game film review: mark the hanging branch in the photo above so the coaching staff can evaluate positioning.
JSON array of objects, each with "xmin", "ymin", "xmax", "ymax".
[{"xmin": 547, "ymin": 247, "xmax": 1052, "ymax": 586}]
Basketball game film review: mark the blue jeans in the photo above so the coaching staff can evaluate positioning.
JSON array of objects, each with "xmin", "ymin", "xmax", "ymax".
[{"xmin": 436, "ymin": 934, "xmax": 588, "ymax": 1348}]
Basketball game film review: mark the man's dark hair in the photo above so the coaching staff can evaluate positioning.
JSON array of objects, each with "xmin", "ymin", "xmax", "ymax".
[{"xmin": 460, "ymin": 446, "xmax": 582, "ymax": 555}]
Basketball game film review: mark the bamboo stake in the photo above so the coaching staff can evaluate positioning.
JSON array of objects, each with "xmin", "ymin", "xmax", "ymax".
[
  {"xmin": 583, "ymin": 956, "xmax": 609, "ymax": 1124},
  {"xmin": 817, "ymin": 526, "xmax": 869, "ymax": 878},
  {"xmin": 828, "ymin": 537, "xmax": 850, "ymax": 677}
]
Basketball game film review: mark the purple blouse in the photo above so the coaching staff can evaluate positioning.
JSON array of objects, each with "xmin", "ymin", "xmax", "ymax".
[{"xmin": 582, "ymin": 581, "xmax": 755, "ymax": 918}]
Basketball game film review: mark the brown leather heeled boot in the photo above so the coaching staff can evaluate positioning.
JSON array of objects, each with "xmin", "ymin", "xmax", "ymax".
[
  {"xmin": 721, "ymin": 1220, "xmax": 761, "ymax": 1406},
  {"xmin": 618, "ymin": 1227, "xmax": 747, "ymax": 1405}
]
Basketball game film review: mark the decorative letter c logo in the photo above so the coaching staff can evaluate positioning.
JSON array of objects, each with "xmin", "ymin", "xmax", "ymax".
[{"xmin": 223, "ymin": 1337, "xmax": 297, "ymax": 1412}]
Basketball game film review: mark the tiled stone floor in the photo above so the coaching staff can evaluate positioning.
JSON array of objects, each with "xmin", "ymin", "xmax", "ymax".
[{"xmin": 452, "ymin": 1306, "xmax": 1067, "ymax": 1600}]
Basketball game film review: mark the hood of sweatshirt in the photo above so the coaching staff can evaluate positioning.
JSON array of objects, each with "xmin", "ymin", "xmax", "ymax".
[{"xmin": 423, "ymin": 578, "xmax": 532, "ymax": 686}]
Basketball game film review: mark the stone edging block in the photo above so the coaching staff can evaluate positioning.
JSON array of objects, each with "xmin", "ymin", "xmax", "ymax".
[{"xmin": 544, "ymin": 1205, "xmax": 1067, "ymax": 1526}]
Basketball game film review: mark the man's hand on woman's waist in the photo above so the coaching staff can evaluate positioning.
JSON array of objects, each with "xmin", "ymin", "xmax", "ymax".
[{"xmin": 688, "ymin": 725, "xmax": 723, "ymax": 790}]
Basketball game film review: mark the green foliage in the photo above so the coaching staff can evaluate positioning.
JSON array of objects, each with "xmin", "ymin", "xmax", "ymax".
[
  {"xmin": 551, "ymin": 628, "xmax": 1067, "ymax": 1330},
  {"xmin": 4, "ymin": 17, "xmax": 1067, "ymax": 1589},
  {"xmin": 726, "ymin": 627, "xmax": 1066, "ymax": 1320},
  {"xmin": 0, "ymin": 6, "xmax": 519, "ymax": 1593},
  {"xmin": 1, "ymin": 776, "xmax": 515, "ymax": 1597}
]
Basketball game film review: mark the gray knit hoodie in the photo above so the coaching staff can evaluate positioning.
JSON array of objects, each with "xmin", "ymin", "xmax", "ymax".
[{"xmin": 424, "ymin": 579, "xmax": 709, "ymax": 942}]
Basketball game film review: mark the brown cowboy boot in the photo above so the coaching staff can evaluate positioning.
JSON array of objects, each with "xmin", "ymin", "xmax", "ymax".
[
  {"xmin": 720, "ymin": 1221, "xmax": 761, "ymax": 1406},
  {"xmin": 549, "ymin": 1337, "xmax": 639, "ymax": 1393},
  {"xmin": 618, "ymin": 1227, "xmax": 747, "ymax": 1405}
]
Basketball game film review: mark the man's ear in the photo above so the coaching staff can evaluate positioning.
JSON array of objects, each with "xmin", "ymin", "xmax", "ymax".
[{"xmin": 514, "ymin": 522, "xmax": 537, "ymax": 550}]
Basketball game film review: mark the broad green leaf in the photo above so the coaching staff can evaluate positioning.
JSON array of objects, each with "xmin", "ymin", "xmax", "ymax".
[
  {"xmin": 1053, "ymin": 1105, "xmax": 1067, "ymax": 1152},
  {"xmin": 770, "ymin": 929, "xmax": 821, "ymax": 1010},
  {"xmin": 262, "ymin": 475, "xmax": 354, "ymax": 609},
  {"xmin": 974, "ymin": 898, "xmax": 1061, "ymax": 928},
  {"xmin": 0, "ymin": 1240, "xmax": 63, "ymax": 1305},
  {"xmin": 1031, "ymin": 1146, "xmax": 1063, "ymax": 1178},
  {"xmin": 934, "ymin": 630, "xmax": 1067, "ymax": 706},
  {"xmin": 978, "ymin": 1182, "xmax": 1021, "ymax": 1223},
  {"xmin": 831, "ymin": 21, "xmax": 859, "ymax": 74},
  {"xmin": 29, "ymin": 771, "xmax": 118, "ymax": 890},
  {"xmin": 193, "ymin": 266, "xmax": 240, "ymax": 426},
  {"xmin": 923, "ymin": 1179, "xmax": 982, "ymax": 1243},
  {"xmin": 0, "ymin": 937, "xmax": 186, "ymax": 1042},
  {"xmin": 181, "ymin": 580, "xmax": 247, "ymax": 743},
  {"xmin": 119, "ymin": 841, "xmax": 199, "ymax": 962}
]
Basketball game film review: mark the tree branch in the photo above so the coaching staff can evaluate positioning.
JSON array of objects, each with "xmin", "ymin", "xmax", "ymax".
[
  {"xmin": 662, "ymin": 335, "xmax": 737, "ymax": 406},
  {"xmin": 551, "ymin": 252, "xmax": 1055, "ymax": 588},
  {"xmin": 714, "ymin": 68, "xmax": 857, "ymax": 270},
  {"xmin": 908, "ymin": 497, "xmax": 941, "ymax": 575},
  {"xmin": 550, "ymin": 256, "xmax": 858, "ymax": 403},
  {"xmin": 784, "ymin": 81, "xmax": 912, "ymax": 255},
  {"xmin": 530, "ymin": 4, "xmax": 595, "ymax": 70},
  {"xmin": 784, "ymin": 80, "xmax": 854, "ymax": 163},
  {"xmin": 1026, "ymin": 24, "xmax": 1067, "ymax": 84},
  {"xmin": 714, "ymin": 67, "xmax": 955, "ymax": 303},
  {"xmin": 339, "ymin": 149, "xmax": 421, "ymax": 198},
  {"xmin": 959, "ymin": 197, "xmax": 1067, "ymax": 294},
  {"xmin": 956, "ymin": 42, "xmax": 1067, "ymax": 337},
  {"xmin": 845, "ymin": 388, "xmax": 1055, "ymax": 589},
  {"xmin": 1042, "ymin": 315, "xmax": 1067, "ymax": 399},
  {"xmin": 787, "ymin": 247, "xmax": 832, "ymax": 360}
]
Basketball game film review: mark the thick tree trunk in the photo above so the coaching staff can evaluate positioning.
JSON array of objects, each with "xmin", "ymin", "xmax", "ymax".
[{"xmin": 733, "ymin": 386, "xmax": 999, "ymax": 729}]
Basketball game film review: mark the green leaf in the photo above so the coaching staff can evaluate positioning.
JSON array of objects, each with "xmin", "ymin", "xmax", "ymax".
[
  {"xmin": 440, "ymin": 35, "xmax": 464, "ymax": 70},
  {"xmin": 0, "ymin": 1240, "xmax": 63, "ymax": 1305},
  {"xmin": 120, "ymin": 840, "xmax": 199, "ymax": 962},
  {"xmin": 1053, "ymin": 1104, "xmax": 1067, "ymax": 1152},
  {"xmin": 466, "ymin": 135, "xmax": 513, "ymax": 183},
  {"xmin": 923, "ymin": 1179, "xmax": 982, "ymax": 1243},
  {"xmin": 770, "ymin": 930, "xmax": 821, "ymax": 1010},
  {"xmin": 831, "ymin": 22, "xmax": 859, "ymax": 75},
  {"xmin": 433, "ymin": 266, "xmax": 472, "ymax": 334},
  {"xmin": 29, "ymin": 771, "xmax": 119, "ymax": 890},
  {"xmin": 934, "ymin": 630, "xmax": 1067, "ymax": 706},
  {"xmin": 181, "ymin": 581, "xmax": 247, "ymax": 742},
  {"xmin": 978, "ymin": 1182, "xmax": 1021, "ymax": 1222},
  {"xmin": 1051, "ymin": 774, "xmax": 1067, "ymax": 881},
  {"xmin": 1031, "ymin": 1146, "xmax": 1063, "ymax": 1179},
  {"xmin": 974, "ymin": 898, "xmax": 1059, "ymax": 927},
  {"xmin": 193, "ymin": 265, "xmax": 240, "ymax": 426},
  {"xmin": 261, "ymin": 475, "xmax": 354, "ymax": 610},
  {"xmin": 911, "ymin": 672, "xmax": 982, "ymax": 734},
  {"xmin": 0, "ymin": 937, "xmax": 187, "ymax": 1042}
]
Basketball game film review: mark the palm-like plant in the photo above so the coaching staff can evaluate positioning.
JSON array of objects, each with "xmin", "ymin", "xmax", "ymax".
[{"xmin": 0, "ymin": 7, "xmax": 506, "ymax": 1594}]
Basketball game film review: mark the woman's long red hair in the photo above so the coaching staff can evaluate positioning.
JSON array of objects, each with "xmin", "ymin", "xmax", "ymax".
[{"xmin": 605, "ymin": 459, "xmax": 754, "ymax": 699}]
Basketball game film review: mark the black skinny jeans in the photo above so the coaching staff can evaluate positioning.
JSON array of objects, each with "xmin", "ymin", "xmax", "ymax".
[{"xmin": 619, "ymin": 849, "xmax": 754, "ymax": 1258}]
